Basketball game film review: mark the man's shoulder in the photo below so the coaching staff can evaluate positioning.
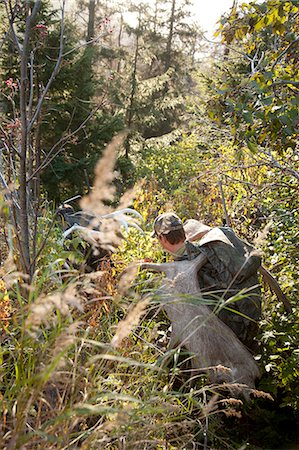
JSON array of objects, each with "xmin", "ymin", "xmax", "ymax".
[
  {"xmin": 174, "ymin": 240, "xmax": 203, "ymax": 261},
  {"xmin": 198, "ymin": 227, "xmax": 234, "ymax": 247}
]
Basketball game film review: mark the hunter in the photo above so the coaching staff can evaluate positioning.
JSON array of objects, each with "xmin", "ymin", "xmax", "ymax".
[{"xmin": 152, "ymin": 212, "xmax": 262, "ymax": 351}]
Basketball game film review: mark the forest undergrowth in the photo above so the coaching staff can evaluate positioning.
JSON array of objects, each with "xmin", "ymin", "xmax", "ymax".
[
  {"xmin": 1, "ymin": 0, "xmax": 298, "ymax": 448},
  {"xmin": 0, "ymin": 133, "xmax": 298, "ymax": 450}
]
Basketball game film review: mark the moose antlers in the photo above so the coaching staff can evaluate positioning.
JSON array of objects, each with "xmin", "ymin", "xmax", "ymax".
[{"xmin": 140, "ymin": 256, "xmax": 260, "ymax": 392}]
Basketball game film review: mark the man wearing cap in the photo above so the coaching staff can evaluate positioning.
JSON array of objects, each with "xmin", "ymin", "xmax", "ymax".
[
  {"xmin": 152, "ymin": 213, "xmax": 195, "ymax": 259},
  {"xmin": 152, "ymin": 212, "xmax": 262, "ymax": 351}
]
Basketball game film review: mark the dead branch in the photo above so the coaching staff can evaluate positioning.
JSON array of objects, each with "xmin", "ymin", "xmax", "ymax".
[
  {"xmin": 260, "ymin": 266, "xmax": 292, "ymax": 314},
  {"xmin": 26, "ymin": 106, "xmax": 101, "ymax": 183}
]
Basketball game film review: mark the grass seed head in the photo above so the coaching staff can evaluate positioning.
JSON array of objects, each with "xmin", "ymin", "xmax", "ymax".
[{"xmin": 111, "ymin": 297, "xmax": 149, "ymax": 348}]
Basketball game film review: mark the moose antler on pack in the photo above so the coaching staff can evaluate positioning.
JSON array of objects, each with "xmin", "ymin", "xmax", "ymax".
[{"xmin": 140, "ymin": 255, "xmax": 260, "ymax": 393}]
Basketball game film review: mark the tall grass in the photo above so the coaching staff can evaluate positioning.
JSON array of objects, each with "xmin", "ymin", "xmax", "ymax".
[
  {"xmin": 1, "ymin": 263, "xmax": 228, "ymax": 449},
  {"xmin": 0, "ymin": 136, "xmax": 209, "ymax": 449},
  {"xmin": 0, "ymin": 135, "xmax": 278, "ymax": 449}
]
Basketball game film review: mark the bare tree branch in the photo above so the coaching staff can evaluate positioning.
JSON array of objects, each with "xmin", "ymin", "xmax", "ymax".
[
  {"xmin": 218, "ymin": 176, "xmax": 230, "ymax": 226},
  {"xmin": 28, "ymin": 0, "xmax": 66, "ymax": 132},
  {"xmin": 62, "ymin": 32, "xmax": 109, "ymax": 58},
  {"xmin": 258, "ymin": 147, "xmax": 299, "ymax": 180},
  {"xmin": 4, "ymin": 0, "xmax": 22, "ymax": 54},
  {"xmin": 260, "ymin": 266, "xmax": 292, "ymax": 314},
  {"xmin": 271, "ymin": 37, "xmax": 299, "ymax": 70},
  {"xmin": 28, "ymin": 50, "xmax": 35, "ymax": 116},
  {"xmin": 26, "ymin": 106, "xmax": 101, "ymax": 183},
  {"xmin": 270, "ymin": 80, "xmax": 299, "ymax": 88}
]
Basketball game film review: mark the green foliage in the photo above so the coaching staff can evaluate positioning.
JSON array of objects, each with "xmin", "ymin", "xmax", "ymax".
[
  {"xmin": 0, "ymin": 2, "xmax": 125, "ymax": 203},
  {"xmin": 191, "ymin": 6, "xmax": 299, "ymax": 428},
  {"xmin": 1, "ymin": 1, "xmax": 298, "ymax": 448},
  {"xmin": 137, "ymin": 133, "xmax": 200, "ymax": 191},
  {"xmin": 209, "ymin": 0, "xmax": 299, "ymax": 155},
  {"xmin": 35, "ymin": 23, "xmax": 125, "ymax": 201},
  {"xmin": 135, "ymin": 133, "xmax": 227, "ymax": 222},
  {"xmin": 259, "ymin": 308, "xmax": 299, "ymax": 407},
  {"xmin": 0, "ymin": 208, "xmax": 225, "ymax": 449},
  {"xmin": 255, "ymin": 183, "xmax": 299, "ymax": 411},
  {"xmin": 1, "ymin": 152, "xmax": 298, "ymax": 449}
]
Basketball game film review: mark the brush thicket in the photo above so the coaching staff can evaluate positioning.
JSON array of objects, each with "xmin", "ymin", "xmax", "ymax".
[{"xmin": 0, "ymin": 135, "xmax": 272, "ymax": 450}]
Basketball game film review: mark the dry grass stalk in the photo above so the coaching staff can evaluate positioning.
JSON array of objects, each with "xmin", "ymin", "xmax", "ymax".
[
  {"xmin": 251, "ymin": 389, "xmax": 274, "ymax": 400},
  {"xmin": 117, "ymin": 263, "xmax": 139, "ymax": 296},
  {"xmin": 25, "ymin": 285, "xmax": 83, "ymax": 337},
  {"xmin": 223, "ymin": 408, "xmax": 242, "ymax": 418},
  {"xmin": 50, "ymin": 321, "xmax": 82, "ymax": 370},
  {"xmin": 253, "ymin": 220, "xmax": 273, "ymax": 249},
  {"xmin": 76, "ymin": 271, "xmax": 113, "ymax": 299},
  {"xmin": 111, "ymin": 297, "xmax": 149, "ymax": 348},
  {"xmin": 211, "ymin": 364, "xmax": 232, "ymax": 375},
  {"xmin": 90, "ymin": 218, "xmax": 123, "ymax": 253},
  {"xmin": 80, "ymin": 132, "xmax": 127, "ymax": 216},
  {"xmin": 78, "ymin": 407, "xmax": 133, "ymax": 450},
  {"xmin": 0, "ymin": 278, "xmax": 12, "ymax": 330},
  {"xmin": 99, "ymin": 408, "xmax": 131, "ymax": 433},
  {"xmin": 74, "ymin": 217, "xmax": 124, "ymax": 257},
  {"xmin": 75, "ymin": 268, "xmax": 116, "ymax": 325},
  {"xmin": 200, "ymin": 394, "xmax": 219, "ymax": 417},
  {"xmin": 0, "ymin": 251, "xmax": 27, "ymax": 288},
  {"xmin": 77, "ymin": 132, "xmax": 144, "ymax": 261},
  {"xmin": 118, "ymin": 180, "xmax": 143, "ymax": 213},
  {"xmin": 219, "ymin": 398, "xmax": 243, "ymax": 406}
]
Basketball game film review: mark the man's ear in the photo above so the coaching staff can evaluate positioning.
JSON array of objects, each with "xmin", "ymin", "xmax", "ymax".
[
  {"xmin": 159, "ymin": 234, "xmax": 172, "ymax": 252},
  {"xmin": 159, "ymin": 234, "xmax": 167, "ymax": 244}
]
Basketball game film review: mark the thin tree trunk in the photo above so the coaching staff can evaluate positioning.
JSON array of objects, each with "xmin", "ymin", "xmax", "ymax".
[
  {"xmin": 218, "ymin": 176, "xmax": 230, "ymax": 227},
  {"xmin": 117, "ymin": 14, "xmax": 123, "ymax": 73},
  {"xmin": 125, "ymin": 27, "xmax": 140, "ymax": 158},
  {"xmin": 17, "ymin": 1, "xmax": 41, "ymax": 276},
  {"xmin": 87, "ymin": 0, "xmax": 96, "ymax": 43},
  {"xmin": 165, "ymin": 0, "xmax": 176, "ymax": 70},
  {"xmin": 19, "ymin": 4, "xmax": 32, "ymax": 274},
  {"xmin": 31, "ymin": 108, "xmax": 42, "ymax": 274}
]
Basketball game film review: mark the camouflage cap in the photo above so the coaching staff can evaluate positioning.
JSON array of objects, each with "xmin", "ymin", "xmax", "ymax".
[{"xmin": 152, "ymin": 212, "xmax": 183, "ymax": 237}]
